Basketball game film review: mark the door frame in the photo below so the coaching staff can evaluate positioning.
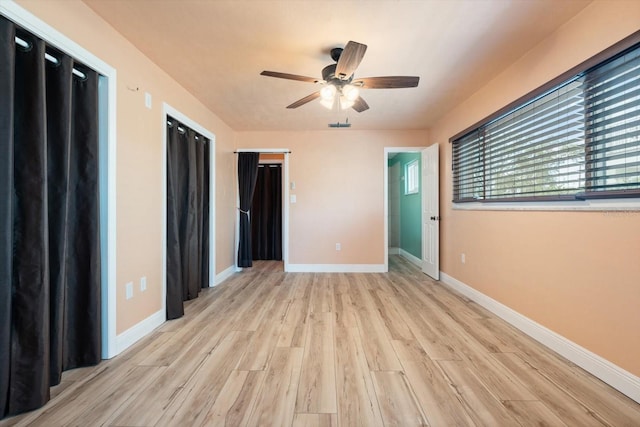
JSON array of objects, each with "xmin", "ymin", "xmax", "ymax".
[
  {"xmin": 235, "ymin": 149, "xmax": 290, "ymax": 271},
  {"xmin": 383, "ymin": 147, "xmax": 427, "ymax": 273},
  {"xmin": 162, "ymin": 103, "xmax": 216, "ymax": 318}
]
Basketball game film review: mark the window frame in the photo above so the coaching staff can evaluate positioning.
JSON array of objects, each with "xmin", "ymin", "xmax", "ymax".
[{"xmin": 450, "ymin": 29, "xmax": 640, "ymax": 212}]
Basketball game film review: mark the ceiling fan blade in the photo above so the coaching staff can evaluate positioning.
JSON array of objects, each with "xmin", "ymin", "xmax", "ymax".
[
  {"xmin": 286, "ymin": 92, "xmax": 321, "ymax": 109},
  {"xmin": 261, "ymin": 71, "xmax": 320, "ymax": 83},
  {"xmin": 335, "ymin": 41, "xmax": 367, "ymax": 79},
  {"xmin": 352, "ymin": 96, "xmax": 369, "ymax": 113},
  {"xmin": 353, "ymin": 76, "xmax": 420, "ymax": 89}
]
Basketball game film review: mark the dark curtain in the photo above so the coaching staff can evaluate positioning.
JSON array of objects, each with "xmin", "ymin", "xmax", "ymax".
[
  {"xmin": 166, "ymin": 118, "xmax": 209, "ymax": 320},
  {"xmin": 200, "ymin": 141, "xmax": 210, "ymax": 295},
  {"xmin": 252, "ymin": 164, "xmax": 282, "ymax": 260},
  {"xmin": 0, "ymin": 17, "xmax": 101, "ymax": 418},
  {"xmin": 237, "ymin": 153, "xmax": 260, "ymax": 268}
]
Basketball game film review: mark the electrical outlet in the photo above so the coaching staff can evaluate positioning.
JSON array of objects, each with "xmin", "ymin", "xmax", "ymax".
[
  {"xmin": 336, "ymin": 243, "xmax": 341, "ymax": 251},
  {"xmin": 126, "ymin": 282, "xmax": 133, "ymax": 299},
  {"xmin": 290, "ymin": 194, "xmax": 297, "ymax": 203},
  {"xmin": 140, "ymin": 276, "xmax": 147, "ymax": 292},
  {"xmin": 461, "ymin": 253, "xmax": 466, "ymax": 264}
]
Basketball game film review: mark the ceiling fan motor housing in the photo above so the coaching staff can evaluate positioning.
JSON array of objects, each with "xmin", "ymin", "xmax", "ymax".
[
  {"xmin": 330, "ymin": 47, "xmax": 343, "ymax": 62},
  {"xmin": 322, "ymin": 63, "xmax": 353, "ymax": 84}
]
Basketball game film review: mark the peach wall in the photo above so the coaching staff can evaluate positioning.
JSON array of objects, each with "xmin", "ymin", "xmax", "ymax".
[
  {"xmin": 237, "ymin": 130, "xmax": 429, "ymax": 265},
  {"xmin": 16, "ymin": 0, "xmax": 238, "ymax": 334},
  {"xmin": 432, "ymin": 0, "xmax": 640, "ymax": 376}
]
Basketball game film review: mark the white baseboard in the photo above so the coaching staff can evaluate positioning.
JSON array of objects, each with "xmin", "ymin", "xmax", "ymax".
[
  {"xmin": 214, "ymin": 265, "xmax": 236, "ymax": 286},
  {"xmin": 287, "ymin": 264, "xmax": 386, "ymax": 273},
  {"xmin": 399, "ymin": 249, "xmax": 422, "ymax": 267},
  {"xmin": 389, "ymin": 247, "xmax": 400, "ymax": 255},
  {"xmin": 114, "ymin": 309, "xmax": 165, "ymax": 357},
  {"xmin": 439, "ymin": 272, "xmax": 640, "ymax": 404}
]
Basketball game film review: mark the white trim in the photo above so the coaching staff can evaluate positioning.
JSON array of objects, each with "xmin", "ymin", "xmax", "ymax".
[
  {"xmin": 384, "ymin": 147, "xmax": 427, "ymax": 273},
  {"xmin": 287, "ymin": 264, "xmax": 385, "ymax": 273},
  {"xmin": 0, "ymin": 2, "xmax": 113, "ymax": 76},
  {"xmin": 283, "ymin": 153, "xmax": 290, "ymax": 271},
  {"xmin": 453, "ymin": 198, "xmax": 640, "ymax": 212},
  {"xmin": 439, "ymin": 272, "xmax": 640, "ymax": 404},
  {"xmin": 115, "ymin": 309, "xmax": 165, "ymax": 355},
  {"xmin": 215, "ymin": 265, "xmax": 236, "ymax": 285},
  {"xmin": 236, "ymin": 148, "xmax": 291, "ymax": 153},
  {"xmin": 99, "ymin": 72, "xmax": 118, "ymax": 359},
  {"xmin": 0, "ymin": 1, "xmax": 119, "ymax": 359},
  {"xmin": 399, "ymin": 248, "xmax": 422, "ymax": 267},
  {"xmin": 388, "ymin": 247, "xmax": 400, "ymax": 255},
  {"xmin": 162, "ymin": 103, "xmax": 217, "ymax": 325}
]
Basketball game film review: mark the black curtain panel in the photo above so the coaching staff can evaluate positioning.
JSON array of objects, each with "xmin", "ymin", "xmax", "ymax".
[
  {"xmin": 166, "ymin": 118, "xmax": 209, "ymax": 320},
  {"xmin": 0, "ymin": 17, "xmax": 16, "ymax": 419},
  {"xmin": 0, "ymin": 17, "xmax": 101, "ymax": 418},
  {"xmin": 201, "ymin": 141, "xmax": 210, "ymax": 288},
  {"xmin": 252, "ymin": 164, "xmax": 282, "ymax": 260},
  {"xmin": 237, "ymin": 152, "xmax": 260, "ymax": 268}
]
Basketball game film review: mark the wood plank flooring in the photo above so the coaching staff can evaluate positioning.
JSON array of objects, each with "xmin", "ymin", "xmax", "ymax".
[{"xmin": 2, "ymin": 256, "xmax": 640, "ymax": 426}]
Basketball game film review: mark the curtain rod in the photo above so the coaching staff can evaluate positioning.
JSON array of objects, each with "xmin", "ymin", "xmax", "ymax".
[
  {"xmin": 234, "ymin": 151, "xmax": 291, "ymax": 154},
  {"xmin": 14, "ymin": 35, "xmax": 87, "ymax": 80},
  {"xmin": 166, "ymin": 120, "xmax": 205, "ymax": 141}
]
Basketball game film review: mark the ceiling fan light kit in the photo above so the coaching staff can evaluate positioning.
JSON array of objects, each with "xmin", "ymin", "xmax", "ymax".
[
  {"xmin": 260, "ymin": 40, "xmax": 420, "ymax": 115},
  {"xmin": 318, "ymin": 83, "xmax": 359, "ymax": 111},
  {"xmin": 320, "ymin": 84, "xmax": 337, "ymax": 103}
]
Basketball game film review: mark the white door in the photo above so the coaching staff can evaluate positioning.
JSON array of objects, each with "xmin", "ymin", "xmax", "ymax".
[{"xmin": 422, "ymin": 144, "xmax": 439, "ymax": 280}]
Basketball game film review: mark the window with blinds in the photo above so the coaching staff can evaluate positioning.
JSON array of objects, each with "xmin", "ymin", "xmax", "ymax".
[
  {"xmin": 583, "ymin": 47, "xmax": 640, "ymax": 198},
  {"xmin": 452, "ymin": 38, "xmax": 640, "ymax": 203}
]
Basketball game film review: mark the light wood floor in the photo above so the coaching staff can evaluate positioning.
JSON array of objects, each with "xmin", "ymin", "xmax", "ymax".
[{"xmin": 3, "ymin": 256, "xmax": 640, "ymax": 426}]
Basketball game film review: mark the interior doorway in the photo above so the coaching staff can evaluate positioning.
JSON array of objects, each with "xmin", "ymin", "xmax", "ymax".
[
  {"xmin": 162, "ymin": 103, "xmax": 216, "ymax": 320},
  {"xmin": 252, "ymin": 155, "xmax": 283, "ymax": 261},
  {"xmin": 384, "ymin": 146, "xmax": 439, "ymax": 279},
  {"xmin": 235, "ymin": 149, "xmax": 290, "ymax": 272}
]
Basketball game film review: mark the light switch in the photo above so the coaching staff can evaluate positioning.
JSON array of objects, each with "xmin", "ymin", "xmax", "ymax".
[
  {"xmin": 290, "ymin": 194, "xmax": 297, "ymax": 203},
  {"xmin": 145, "ymin": 92, "xmax": 152, "ymax": 109}
]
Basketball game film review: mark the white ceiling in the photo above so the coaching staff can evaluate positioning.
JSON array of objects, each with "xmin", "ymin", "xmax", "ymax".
[{"xmin": 83, "ymin": 0, "xmax": 591, "ymax": 131}]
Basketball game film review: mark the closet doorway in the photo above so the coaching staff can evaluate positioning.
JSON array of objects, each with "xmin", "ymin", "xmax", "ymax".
[
  {"xmin": 252, "ymin": 155, "xmax": 283, "ymax": 261},
  {"xmin": 235, "ymin": 149, "xmax": 290, "ymax": 272},
  {"xmin": 162, "ymin": 103, "xmax": 215, "ymax": 320}
]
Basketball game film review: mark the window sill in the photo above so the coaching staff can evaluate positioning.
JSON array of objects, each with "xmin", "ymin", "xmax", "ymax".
[{"xmin": 452, "ymin": 198, "xmax": 640, "ymax": 212}]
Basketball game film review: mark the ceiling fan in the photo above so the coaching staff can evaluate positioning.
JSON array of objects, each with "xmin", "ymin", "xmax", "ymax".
[{"xmin": 260, "ymin": 41, "xmax": 419, "ymax": 113}]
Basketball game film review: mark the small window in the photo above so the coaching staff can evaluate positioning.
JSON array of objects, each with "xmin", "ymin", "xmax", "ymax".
[{"xmin": 405, "ymin": 160, "xmax": 419, "ymax": 194}]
